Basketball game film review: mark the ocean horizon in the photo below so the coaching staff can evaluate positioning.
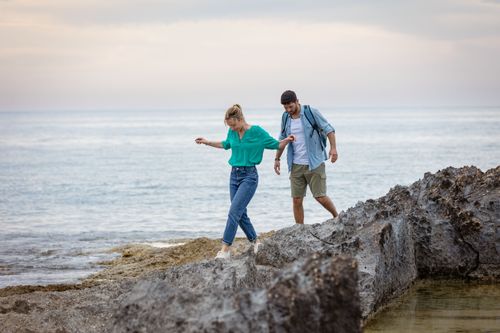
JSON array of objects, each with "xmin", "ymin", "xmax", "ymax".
[{"xmin": 1, "ymin": 106, "xmax": 499, "ymax": 288}]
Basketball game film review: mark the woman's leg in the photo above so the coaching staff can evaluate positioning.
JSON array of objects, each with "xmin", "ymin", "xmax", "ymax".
[
  {"xmin": 221, "ymin": 170, "xmax": 240, "ymax": 248},
  {"xmin": 222, "ymin": 170, "xmax": 258, "ymax": 246},
  {"xmin": 238, "ymin": 208, "xmax": 257, "ymax": 242}
]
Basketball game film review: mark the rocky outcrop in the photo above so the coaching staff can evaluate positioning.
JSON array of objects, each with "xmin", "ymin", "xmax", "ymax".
[
  {"xmin": 111, "ymin": 165, "xmax": 499, "ymax": 330},
  {"xmin": 111, "ymin": 254, "xmax": 361, "ymax": 333},
  {"xmin": 111, "ymin": 167, "xmax": 500, "ymax": 332},
  {"xmin": 410, "ymin": 166, "xmax": 499, "ymax": 278},
  {"xmin": 255, "ymin": 165, "xmax": 499, "ymax": 318},
  {"xmin": 0, "ymin": 280, "xmax": 135, "ymax": 333}
]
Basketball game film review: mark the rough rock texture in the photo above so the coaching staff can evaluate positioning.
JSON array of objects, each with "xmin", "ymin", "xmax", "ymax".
[
  {"xmin": 256, "ymin": 166, "xmax": 500, "ymax": 318},
  {"xmin": 0, "ymin": 237, "xmax": 256, "ymax": 333},
  {"xmin": 0, "ymin": 280, "xmax": 135, "ymax": 333},
  {"xmin": 111, "ymin": 254, "xmax": 361, "ymax": 333},
  {"xmin": 411, "ymin": 166, "xmax": 499, "ymax": 278}
]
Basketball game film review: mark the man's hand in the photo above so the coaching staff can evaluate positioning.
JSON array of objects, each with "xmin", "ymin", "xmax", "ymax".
[
  {"xmin": 329, "ymin": 148, "xmax": 338, "ymax": 163},
  {"xmin": 274, "ymin": 160, "xmax": 281, "ymax": 175}
]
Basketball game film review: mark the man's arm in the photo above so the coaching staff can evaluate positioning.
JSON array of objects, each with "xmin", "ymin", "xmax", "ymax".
[
  {"xmin": 327, "ymin": 132, "xmax": 338, "ymax": 163},
  {"xmin": 312, "ymin": 108, "xmax": 335, "ymax": 135},
  {"xmin": 310, "ymin": 107, "xmax": 337, "ymax": 162},
  {"xmin": 275, "ymin": 113, "xmax": 289, "ymax": 175},
  {"xmin": 274, "ymin": 147, "xmax": 285, "ymax": 175}
]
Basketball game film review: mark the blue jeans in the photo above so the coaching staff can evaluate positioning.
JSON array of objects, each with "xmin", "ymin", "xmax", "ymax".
[{"xmin": 222, "ymin": 166, "xmax": 258, "ymax": 246}]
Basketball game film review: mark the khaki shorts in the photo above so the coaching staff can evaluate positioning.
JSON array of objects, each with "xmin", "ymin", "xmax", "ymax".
[{"xmin": 290, "ymin": 163, "xmax": 327, "ymax": 198}]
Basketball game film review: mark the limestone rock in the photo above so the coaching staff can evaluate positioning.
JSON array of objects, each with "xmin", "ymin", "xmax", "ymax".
[{"xmin": 110, "ymin": 254, "xmax": 361, "ymax": 333}]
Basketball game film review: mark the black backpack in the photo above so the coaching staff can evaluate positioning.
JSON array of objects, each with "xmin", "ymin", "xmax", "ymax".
[{"xmin": 280, "ymin": 105, "xmax": 326, "ymax": 149}]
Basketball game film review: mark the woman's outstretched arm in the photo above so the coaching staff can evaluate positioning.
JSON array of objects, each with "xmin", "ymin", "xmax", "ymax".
[{"xmin": 195, "ymin": 137, "xmax": 224, "ymax": 148}]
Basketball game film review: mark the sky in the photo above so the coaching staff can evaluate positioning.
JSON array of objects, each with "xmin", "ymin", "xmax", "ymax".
[{"xmin": 1, "ymin": 0, "xmax": 500, "ymax": 110}]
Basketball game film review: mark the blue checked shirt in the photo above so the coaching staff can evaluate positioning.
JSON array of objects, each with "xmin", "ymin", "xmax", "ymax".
[{"xmin": 279, "ymin": 105, "xmax": 335, "ymax": 172}]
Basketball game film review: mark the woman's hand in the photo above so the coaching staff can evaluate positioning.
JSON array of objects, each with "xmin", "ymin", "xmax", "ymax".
[
  {"xmin": 196, "ymin": 138, "xmax": 224, "ymax": 148},
  {"xmin": 278, "ymin": 135, "xmax": 295, "ymax": 151},
  {"xmin": 195, "ymin": 137, "xmax": 208, "ymax": 145}
]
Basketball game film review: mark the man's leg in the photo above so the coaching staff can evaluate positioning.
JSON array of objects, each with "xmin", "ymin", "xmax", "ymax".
[
  {"xmin": 314, "ymin": 195, "xmax": 338, "ymax": 218},
  {"xmin": 292, "ymin": 197, "xmax": 304, "ymax": 224},
  {"xmin": 290, "ymin": 164, "xmax": 308, "ymax": 224},
  {"xmin": 307, "ymin": 163, "xmax": 339, "ymax": 219}
]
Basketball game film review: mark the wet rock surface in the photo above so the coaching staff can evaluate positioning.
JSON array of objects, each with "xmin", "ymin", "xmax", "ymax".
[{"xmin": 1, "ymin": 166, "xmax": 498, "ymax": 332}]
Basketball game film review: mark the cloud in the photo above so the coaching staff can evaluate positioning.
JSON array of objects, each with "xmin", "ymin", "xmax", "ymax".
[
  {"xmin": 2, "ymin": 0, "xmax": 500, "ymax": 40},
  {"xmin": 1, "ymin": 17, "xmax": 499, "ymax": 109},
  {"xmin": 0, "ymin": 1, "xmax": 499, "ymax": 109}
]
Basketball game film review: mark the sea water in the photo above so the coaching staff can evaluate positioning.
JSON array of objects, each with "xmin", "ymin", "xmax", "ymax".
[
  {"xmin": 364, "ymin": 280, "xmax": 500, "ymax": 332},
  {"xmin": 0, "ymin": 107, "xmax": 499, "ymax": 287}
]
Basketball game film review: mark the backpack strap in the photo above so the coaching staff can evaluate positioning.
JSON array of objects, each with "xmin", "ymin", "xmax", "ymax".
[
  {"xmin": 304, "ymin": 105, "xmax": 326, "ymax": 149},
  {"xmin": 280, "ymin": 112, "xmax": 290, "ymax": 138},
  {"xmin": 303, "ymin": 105, "xmax": 320, "ymax": 138}
]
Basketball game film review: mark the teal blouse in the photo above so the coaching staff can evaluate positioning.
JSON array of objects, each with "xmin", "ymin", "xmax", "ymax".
[{"xmin": 222, "ymin": 125, "xmax": 280, "ymax": 166}]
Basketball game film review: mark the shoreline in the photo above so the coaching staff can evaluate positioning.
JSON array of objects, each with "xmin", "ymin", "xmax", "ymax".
[{"xmin": 0, "ymin": 233, "xmax": 275, "ymax": 298}]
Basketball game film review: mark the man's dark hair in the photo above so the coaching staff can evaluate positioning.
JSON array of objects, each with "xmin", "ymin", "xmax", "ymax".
[{"xmin": 281, "ymin": 90, "xmax": 297, "ymax": 104}]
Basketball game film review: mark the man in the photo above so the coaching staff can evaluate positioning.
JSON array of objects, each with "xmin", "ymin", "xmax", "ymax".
[{"xmin": 274, "ymin": 90, "xmax": 339, "ymax": 224}]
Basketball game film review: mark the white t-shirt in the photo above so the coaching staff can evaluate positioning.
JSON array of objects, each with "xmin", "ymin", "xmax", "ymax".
[{"xmin": 290, "ymin": 118, "xmax": 309, "ymax": 165}]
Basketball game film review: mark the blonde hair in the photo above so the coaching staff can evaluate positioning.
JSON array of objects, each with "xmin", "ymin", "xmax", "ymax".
[{"xmin": 224, "ymin": 104, "xmax": 245, "ymax": 125}]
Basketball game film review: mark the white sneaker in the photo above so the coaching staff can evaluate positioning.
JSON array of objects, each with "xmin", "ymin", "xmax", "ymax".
[
  {"xmin": 215, "ymin": 250, "xmax": 230, "ymax": 259},
  {"xmin": 253, "ymin": 241, "xmax": 262, "ymax": 254}
]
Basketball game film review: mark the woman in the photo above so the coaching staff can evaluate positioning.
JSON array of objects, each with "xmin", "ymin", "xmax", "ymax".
[{"xmin": 195, "ymin": 104, "xmax": 294, "ymax": 259}]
